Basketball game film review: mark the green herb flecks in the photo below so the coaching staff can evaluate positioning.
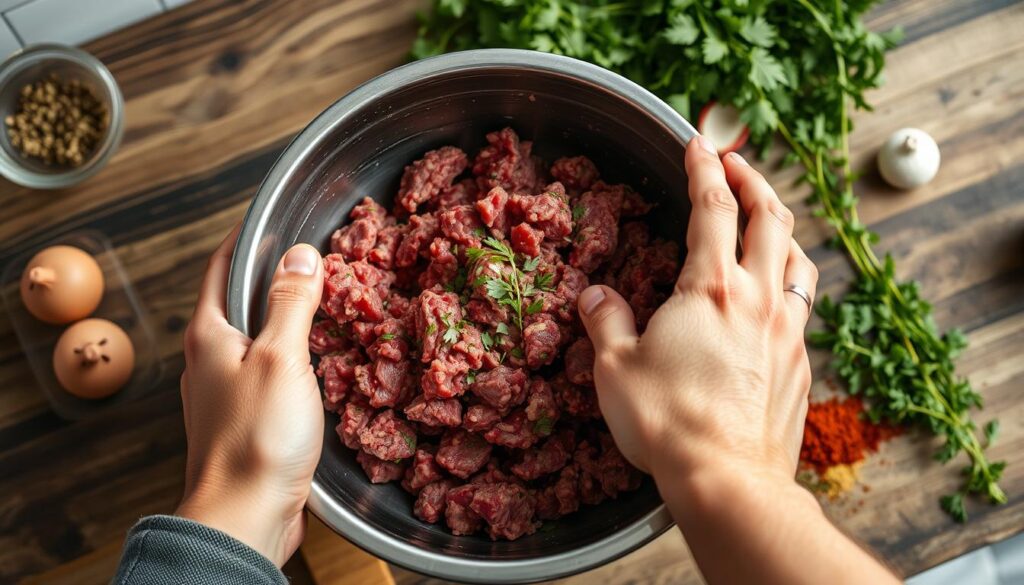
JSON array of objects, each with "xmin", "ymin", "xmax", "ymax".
[
  {"xmin": 440, "ymin": 312, "xmax": 465, "ymax": 345},
  {"xmin": 400, "ymin": 432, "xmax": 417, "ymax": 454},
  {"xmin": 533, "ymin": 416, "xmax": 554, "ymax": 437}
]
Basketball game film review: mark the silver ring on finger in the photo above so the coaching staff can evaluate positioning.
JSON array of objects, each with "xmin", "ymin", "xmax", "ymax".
[{"xmin": 783, "ymin": 283, "xmax": 812, "ymax": 313}]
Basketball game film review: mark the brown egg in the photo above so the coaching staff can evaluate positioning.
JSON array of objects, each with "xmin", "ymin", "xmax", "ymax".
[
  {"xmin": 20, "ymin": 245, "xmax": 105, "ymax": 324},
  {"xmin": 53, "ymin": 318, "xmax": 134, "ymax": 399}
]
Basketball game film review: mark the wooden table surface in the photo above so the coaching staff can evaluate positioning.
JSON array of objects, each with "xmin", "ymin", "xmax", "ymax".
[{"xmin": 1, "ymin": 0, "xmax": 1021, "ymax": 583}]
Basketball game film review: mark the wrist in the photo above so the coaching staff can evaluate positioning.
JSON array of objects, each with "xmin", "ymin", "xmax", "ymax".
[
  {"xmin": 652, "ymin": 451, "xmax": 819, "ymax": 529},
  {"xmin": 176, "ymin": 467, "xmax": 291, "ymax": 566}
]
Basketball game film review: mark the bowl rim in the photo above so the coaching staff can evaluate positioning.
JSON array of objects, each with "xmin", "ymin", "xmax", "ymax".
[
  {"xmin": 0, "ymin": 43, "xmax": 125, "ymax": 189},
  {"xmin": 228, "ymin": 48, "xmax": 695, "ymax": 583}
]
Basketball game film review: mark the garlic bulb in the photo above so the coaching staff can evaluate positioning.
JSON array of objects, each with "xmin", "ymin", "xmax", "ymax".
[{"xmin": 878, "ymin": 128, "xmax": 941, "ymax": 190}]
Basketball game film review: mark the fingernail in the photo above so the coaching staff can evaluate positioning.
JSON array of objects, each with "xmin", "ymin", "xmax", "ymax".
[
  {"xmin": 697, "ymin": 135, "xmax": 717, "ymax": 156},
  {"xmin": 283, "ymin": 245, "xmax": 318, "ymax": 276},
  {"xmin": 579, "ymin": 287, "xmax": 606, "ymax": 316},
  {"xmin": 729, "ymin": 151, "xmax": 749, "ymax": 166}
]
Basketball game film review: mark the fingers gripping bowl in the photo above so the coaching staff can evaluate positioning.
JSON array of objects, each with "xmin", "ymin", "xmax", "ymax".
[{"xmin": 228, "ymin": 50, "xmax": 696, "ymax": 583}]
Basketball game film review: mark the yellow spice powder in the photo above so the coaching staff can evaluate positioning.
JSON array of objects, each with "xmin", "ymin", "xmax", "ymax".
[{"xmin": 820, "ymin": 461, "xmax": 864, "ymax": 500}]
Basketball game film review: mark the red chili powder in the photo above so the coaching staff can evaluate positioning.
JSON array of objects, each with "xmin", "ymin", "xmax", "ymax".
[{"xmin": 800, "ymin": 397, "xmax": 901, "ymax": 473}]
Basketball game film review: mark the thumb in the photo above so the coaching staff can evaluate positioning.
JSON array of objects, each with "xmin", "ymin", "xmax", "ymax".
[
  {"xmin": 257, "ymin": 244, "xmax": 324, "ymax": 352},
  {"xmin": 577, "ymin": 285, "xmax": 638, "ymax": 354}
]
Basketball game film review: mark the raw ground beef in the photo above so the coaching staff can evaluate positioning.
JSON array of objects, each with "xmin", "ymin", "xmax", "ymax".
[{"xmin": 312, "ymin": 127, "xmax": 680, "ymax": 540}]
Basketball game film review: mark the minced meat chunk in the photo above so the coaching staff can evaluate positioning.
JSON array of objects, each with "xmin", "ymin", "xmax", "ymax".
[
  {"xmin": 523, "ymin": 313, "xmax": 561, "ymax": 369},
  {"xmin": 509, "ymin": 191, "xmax": 573, "ymax": 241},
  {"xmin": 331, "ymin": 197, "xmax": 386, "ymax": 261},
  {"xmin": 569, "ymin": 184, "xmax": 624, "ymax": 272},
  {"xmin": 476, "ymin": 186, "xmax": 512, "ymax": 234},
  {"xmin": 445, "ymin": 484, "xmax": 483, "ymax": 535},
  {"xmin": 535, "ymin": 464, "xmax": 580, "ymax": 520},
  {"xmin": 550, "ymin": 156, "xmax": 599, "ymax": 191},
  {"xmin": 469, "ymin": 483, "xmax": 539, "ymax": 541},
  {"xmin": 469, "ymin": 365, "xmax": 528, "ymax": 413},
  {"xmin": 510, "ymin": 222, "xmax": 543, "ymax": 257},
  {"xmin": 565, "ymin": 338, "xmax": 596, "ymax": 386},
  {"xmin": 336, "ymin": 398, "xmax": 374, "ymax": 450},
  {"xmin": 414, "ymin": 479, "xmax": 457, "ymax": 523},
  {"xmin": 463, "ymin": 404, "xmax": 503, "ymax": 432},
  {"xmin": 483, "ymin": 409, "xmax": 540, "ymax": 450},
  {"xmin": 309, "ymin": 319, "xmax": 350, "ymax": 356},
  {"xmin": 353, "ymin": 358, "xmax": 412, "ymax": 409},
  {"xmin": 402, "ymin": 446, "xmax": 445, "ymax": 493},
  {"xmin": 510, "ymin": 430, "xmax": 575, "ymax": 481},
  {"xmin": 395, "ymin": 213, "xmax": 439, "ymax": 268},
  {"xmin": 357, "ymin": 450, "xmax": 406, "ymax": 484},
  {"xmin": 317, "ymin": 349, "xmax": 363, "ymax": 411},
  {"xmin": 436, "ymin": 428, "xmax": 493, "ymax": 479},
  {"xmin": 405, "ymin": 395, "xmax": 463, "ymax": 427},
  {"xmin": 472, "ymin": 127, "xmax": 541, "ymax": 195},
  {"xmin": 359, "ymin": 410, "xmax": 417, "ymax": 461},
  {"xmin": 398, "ymin": 146, "xmax": 468, "ymax": 213}
]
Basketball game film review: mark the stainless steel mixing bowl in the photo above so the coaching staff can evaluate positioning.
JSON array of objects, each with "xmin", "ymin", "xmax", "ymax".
[{"xmin": 227, "ymin": 49, "xmax": 697, "ymax": 584}]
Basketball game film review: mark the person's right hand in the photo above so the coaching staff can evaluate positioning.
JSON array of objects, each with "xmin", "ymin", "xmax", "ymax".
[{"xmin": 577, "ymin": 134, "xmax": 819, "ymax": 489}]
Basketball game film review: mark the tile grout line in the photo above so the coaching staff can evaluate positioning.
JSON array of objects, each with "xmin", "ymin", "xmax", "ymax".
[
  {"xmin": 1, "ymin": 11, "xmax": 23, "ymax": 47},
  {"xmin": 1, "ymin": 0, "xmax": 40, "ymax": 18}
]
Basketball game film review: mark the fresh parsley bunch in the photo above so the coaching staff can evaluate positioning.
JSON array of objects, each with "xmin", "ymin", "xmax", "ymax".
[{"xmin": 413, "ymin": 0, "xmax": 1006, "ymax": 521}]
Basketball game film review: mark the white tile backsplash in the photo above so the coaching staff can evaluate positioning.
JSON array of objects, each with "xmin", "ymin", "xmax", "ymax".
[{"xmin": 6, "ymin": 0, "xmax": 161, "ymax": 46}]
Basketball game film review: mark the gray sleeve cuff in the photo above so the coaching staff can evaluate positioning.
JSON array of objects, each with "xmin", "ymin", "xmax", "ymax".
[{"xmin": 113, "ymin": 514, "xmax": 287, "ymax": 585}]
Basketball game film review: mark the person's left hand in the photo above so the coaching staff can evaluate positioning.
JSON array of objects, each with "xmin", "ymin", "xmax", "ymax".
[{"xmin": 176, "ymin": 225, "xmax": 325, "ymax": 567}]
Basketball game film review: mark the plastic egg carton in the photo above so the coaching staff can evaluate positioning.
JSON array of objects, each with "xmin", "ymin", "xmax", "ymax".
[{"xmin": 2, "ymin": 230, "xmax": 163, "ymax": 420}]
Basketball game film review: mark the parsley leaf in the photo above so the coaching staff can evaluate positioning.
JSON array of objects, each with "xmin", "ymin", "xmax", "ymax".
[
  {"xmin": 701, "ymin": 34, "xmax": 728, "ymax": 64},
  {"xmin": 740, "ymin": 15, "xmax": 775, "ymax": 47},
  {"xmin": 441, "ymin": 313, "xmax": 464, "ymax": 345},
  {"xmin": 984, "ymin": 420, "xmax": 999, "ymax": 446},
  {"xmin": 748, "ymin": 47, "xmax": 787, "ymax": 91},
  {"xmin": 522, "ymin": 255, "xmax": 541, "ymax": 272},
  {"xmin": 379, "ymin": 333, "xmax": 396, "ymax": 341},
  {"xmin": 940, "ymin": 493, "xmax": 967, "ymax": 523},
  {"xmin": 534, "ymin": 272, "xmax": 555, "ymax": 291},
  {"xmin": 664, "ymin": 13, "xmax": 699, "ymax": 46},
  {"xmin": 485, "ymin": 278, "xmax": 510, "ymax": 300}
]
